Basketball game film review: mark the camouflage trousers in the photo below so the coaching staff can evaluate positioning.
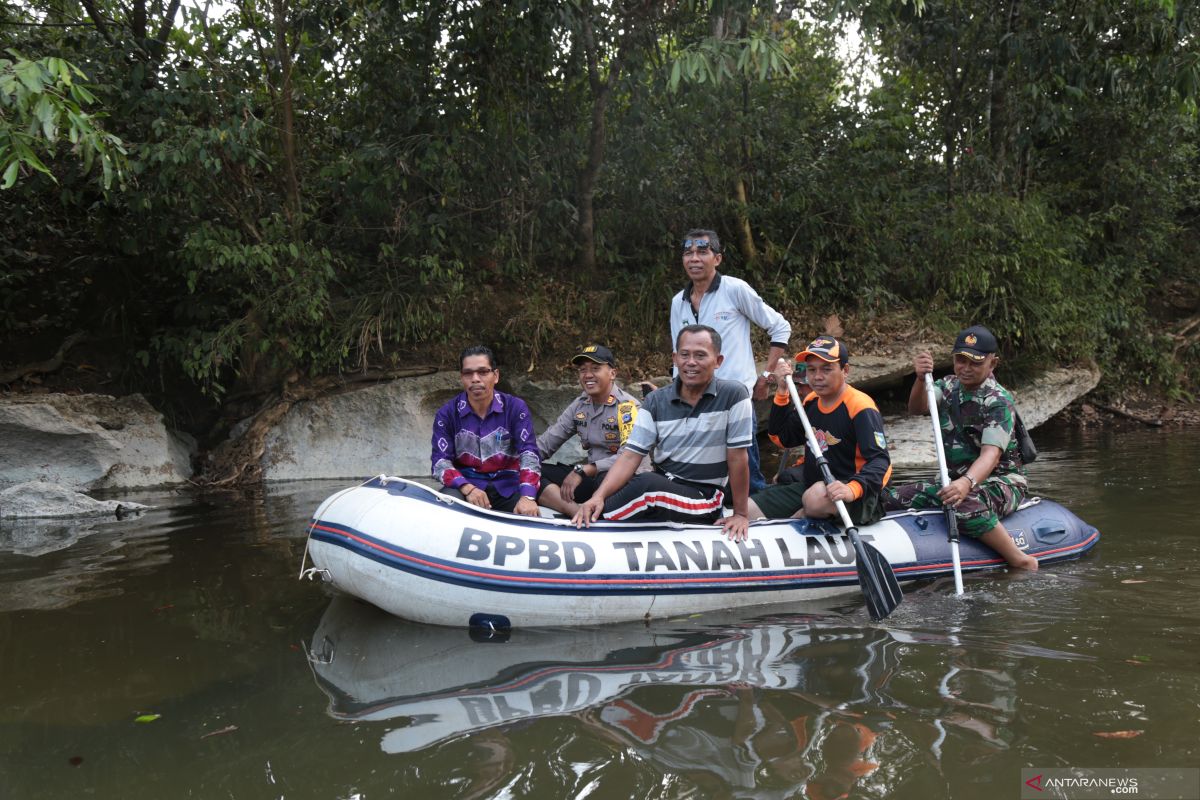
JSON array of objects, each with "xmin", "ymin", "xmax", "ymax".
[{"xmin": 883, "ymin": 479, "xmax": 1025, "ymax": 538}]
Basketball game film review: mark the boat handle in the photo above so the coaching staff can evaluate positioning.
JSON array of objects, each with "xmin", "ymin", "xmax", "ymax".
[{"xmin": 1032, "ymin": 521, "xmax": 1068, "ymax": 544}]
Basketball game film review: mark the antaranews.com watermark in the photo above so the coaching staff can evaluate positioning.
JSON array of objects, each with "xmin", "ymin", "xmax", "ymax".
[{"xmin": 1021, "ymin": 769, "xmax": 1199, "ymax": 799}]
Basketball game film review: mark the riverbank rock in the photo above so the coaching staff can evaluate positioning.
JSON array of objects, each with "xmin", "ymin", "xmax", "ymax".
[
  {"xmin": 883, "ymin": 363, "xmax": 1101, "ymax": 467},
  {"xmin": 255, "ymin": 362, "xmax": 1099, "ymax": 480},
  {"xmin": 0, "ymin": 481, "xmax": 150, "ymax": 519},
  {"xmin": 260, "ymin": 372, "xmax": 458, "ymax": 481},
  {"xmin": 0, "ymin": 393, "xmax": 195, "ymax": 490},
  {"xmin": 259, "ymin": 372, "xmax": 586, "ymax": 481}
]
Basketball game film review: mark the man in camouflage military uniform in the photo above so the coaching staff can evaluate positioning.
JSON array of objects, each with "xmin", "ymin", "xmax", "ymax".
[
  {"xmin": 536, "ymin": 345, "xmax": 649, "ymax": 515},
  {"xmin": 884, "ymin": 325, "xmax": 1038, "ymax": 570}
]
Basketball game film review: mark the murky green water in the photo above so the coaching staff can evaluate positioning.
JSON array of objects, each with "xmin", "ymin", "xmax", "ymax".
[{"xmin": 1, "ymin": 425, "xmax": 1197, "ymax": 799}]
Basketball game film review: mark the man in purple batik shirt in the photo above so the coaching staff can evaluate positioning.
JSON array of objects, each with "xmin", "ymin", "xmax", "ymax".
[{"xmin": 432, "ymin": 345, "xmax": 541, "ymax": 516}]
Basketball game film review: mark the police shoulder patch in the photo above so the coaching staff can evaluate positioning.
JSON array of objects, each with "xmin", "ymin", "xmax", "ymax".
[{"xmin": 874, "ymin": 431, "xmax": 887, "ymax": 449}]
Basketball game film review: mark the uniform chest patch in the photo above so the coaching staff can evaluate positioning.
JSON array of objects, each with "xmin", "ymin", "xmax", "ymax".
[{"xmin": 816, "ymin": 430, "xmax": 841, "ymax": 450}]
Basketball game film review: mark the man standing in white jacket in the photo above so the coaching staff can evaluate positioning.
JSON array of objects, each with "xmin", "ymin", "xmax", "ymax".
[{"xmin": 669, "ymin": 228, "xmax": 791, "ymax": 492}]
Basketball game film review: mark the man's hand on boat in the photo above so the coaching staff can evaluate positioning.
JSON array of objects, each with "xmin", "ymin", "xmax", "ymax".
[
  {"xmin": 513, "ymin": 497, "xmax": 539, "ymax": 516},
  {"xmin": 461, "ymin": 484, "xmax": 540, "ymax": 517},
  {"xmin": 573, "ymin": 496, "xmax": 605, "ymax": 528},
  {"xmin": 720, "ymin": 512, "xmax": 750, "ymax": 542},
  {"xmin": 461, "ymin": 483, "xmax": 492, "ymax": 509}
]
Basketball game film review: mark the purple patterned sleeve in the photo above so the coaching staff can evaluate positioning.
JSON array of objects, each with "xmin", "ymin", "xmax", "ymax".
[
  {"xmin": 431, "ymin": 400, "xmax": 466, "ymax": 489},
  {"xmin": 509, "ymin": 397, "xmax": 542, "ymax": 498}
]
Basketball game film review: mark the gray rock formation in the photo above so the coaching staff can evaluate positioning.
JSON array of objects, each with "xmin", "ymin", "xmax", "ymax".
[
  {"xmin": 257, "ymin": 362, "xmax": 1099, "ymax": 480},
  {"xmin": 259, "ymin": 372, "xmax": 589, "ymax": 481},
  {"xmin": 260, "ymin": 371, "xmax": 460, "ymax": 481},
  {"xmin": 0, "ymin": 394, "xmax": 194, "ymax": 490},
  {"xmin": 882, "ymin": 363, "xmax": 1101, "ymax": 467},
  {"xmin": 0, "ymin": 481, "xmax": 150, "ymax": 519}
]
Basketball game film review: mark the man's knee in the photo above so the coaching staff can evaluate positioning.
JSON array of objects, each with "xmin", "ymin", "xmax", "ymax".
[
  {"xmin": 957, "ymin": 506, "xmax": 1000, "ymax": 538},
  {"xmin": 802, "ymin": 483, "xmax": 835, "ymax": 518}
]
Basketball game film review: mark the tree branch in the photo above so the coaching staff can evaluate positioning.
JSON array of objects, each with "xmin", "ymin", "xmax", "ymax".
[
  {"xmin": 78, "ymin": 0, "xmax": 117, "ymax": 45},
  {"xmin": 157, "ymin": 0, "xmax": 183, "ymax": 45},
  {"xmin": 0, "ymin": 332, "xmax": 86, "ymax": 385}
]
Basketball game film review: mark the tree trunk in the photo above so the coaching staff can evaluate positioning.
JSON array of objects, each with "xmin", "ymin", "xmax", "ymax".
[
  {"xmin": 734, "ymin": 80, "xmax": 758, "ymax": 264},
  {"xmin": 944, "ymin": 5, "xmax": 962, "ymax": 204},
  {"xmin": 733, "ymin": 175, "xmax": 757, "ymax": 263},
  {"xmin": 988, "ymin": 0, "xmax": 1020, "ymax": 192},
  {"xmin": 575, "ymin": 7, "xmax": 622, "ymax": 276},
  {"xmin": 576, "ymin": 86, "xmax": 609, "ymax": 275},
  {"xmin": 272, "ymin": 0, "xmax": 301, "ymax": 222}
]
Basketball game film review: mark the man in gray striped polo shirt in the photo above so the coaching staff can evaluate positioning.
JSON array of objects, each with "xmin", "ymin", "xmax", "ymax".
[{"xmin": 572, "ymin": 324, "xmax": 754, "ymax": 541}]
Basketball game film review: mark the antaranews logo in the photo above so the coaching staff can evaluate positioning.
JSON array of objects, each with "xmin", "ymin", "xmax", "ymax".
[{"xmin": 1022, "ymin": 767, "xmax": 1198, "ymax": 800}]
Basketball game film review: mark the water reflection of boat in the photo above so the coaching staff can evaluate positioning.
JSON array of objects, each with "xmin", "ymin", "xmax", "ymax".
[
  {"xmin": 308, "ymin": 596, "xmax": 899, "ymax": 750},
  {"xmin": 307, "ymin": 597, "xmax": 1096, "ymax": 797},
  {"xmin": 301, "ymin": 477, "xmax": 1100, "ymax": 627}
]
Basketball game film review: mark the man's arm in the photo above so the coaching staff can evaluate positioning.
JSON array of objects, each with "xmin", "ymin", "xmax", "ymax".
[
  {"xmin": 733, "ymin": 281, "xmax": 791, "ymax": 347},
  {"xmin": 572, "ymin": 448, "xmax": 643, "ymax": 527},
  {"xmin": 720, "ymin": 446, "xmax": 751, "ymax": 541},
  {"xmin": 510, "ymin": 399, "xmax": 542, "ymax": 500},
  {"xmin": 536, "ymin": 399, "xmax": 578, "ymax": 461},
  {"xmin": 766, "ymin": 394, "xmax": 807, "ymax": 449},
  {"xmin": 431, "ymin": 405, "xmax": 466, "ymax": 490},
  {"xmin": 847, "ymin": 406, "xmax": 892, "ymax": 498},
  {"xmin": 937, "ymin": 444, "xmax": 1001, "ymax": 506},
  {"xmin": 753, "ymin": 343, "xmax": 790, "ymax": 401},
  {"xmin": 733, "ymin": 282, "xmax": 791, "ymax": 401}
]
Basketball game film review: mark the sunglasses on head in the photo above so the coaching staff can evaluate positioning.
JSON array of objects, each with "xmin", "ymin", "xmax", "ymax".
[{"xmin": 681, "ymin": 239, "xmax": 718, "ymax": 254}]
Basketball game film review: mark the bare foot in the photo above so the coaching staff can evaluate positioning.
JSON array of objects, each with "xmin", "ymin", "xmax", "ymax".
[{"xmin": 1010, "ymin": 554, "xmax": 1039, "ymax": 571}]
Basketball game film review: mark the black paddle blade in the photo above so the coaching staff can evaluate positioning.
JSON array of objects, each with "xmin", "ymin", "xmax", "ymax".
[{"xmin": 849, "ymin": 532, "xmax": 903, "ymax": 621}]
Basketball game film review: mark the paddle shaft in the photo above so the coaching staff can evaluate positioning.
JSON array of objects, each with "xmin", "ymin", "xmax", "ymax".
[
  {"xmin": 784, "ymin": 374, "xmax": 903, "ymax": 621},
  {"xmin": 784, "ymin": 376, "xmax": 857, "ymax": 531},
  {"xmin": 924, "ymin": 373, "xmax": 965, "ymax": 595}
]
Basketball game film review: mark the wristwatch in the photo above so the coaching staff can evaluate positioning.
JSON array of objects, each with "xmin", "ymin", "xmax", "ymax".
[
  {"xmin": 760, "ymin": 370, "xmax": 772, "ymax": 380},
  {"xmin": 573, "ymin": 464, "xmax": 588, "ymax": 478}
]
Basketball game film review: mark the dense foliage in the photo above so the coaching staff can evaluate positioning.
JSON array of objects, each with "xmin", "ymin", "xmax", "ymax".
[{"xmin": 1, "ymin": 0, "xmax": 1197, "ymax": 415}]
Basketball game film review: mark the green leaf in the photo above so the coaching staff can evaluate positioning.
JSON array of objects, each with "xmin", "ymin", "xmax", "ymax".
[
  {"xmin": 1, "ymin": 160, "xmax": 18, "ymax": 189},
  {"xmin": 14, "ymin": 60, "xmax": 45, "ymax": 94},
  {"xmin": 134, "ymin": 713, "xmax": 161, "ymax": 723},
  {"xmin": 35, "ymin": 95, "xmax": 57, "ymax": 141}
]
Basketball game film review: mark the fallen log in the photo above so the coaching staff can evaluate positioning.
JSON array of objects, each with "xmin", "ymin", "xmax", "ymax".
[{"xmin": 0, "ymin": 331, "xmax": 85, "ymax": 385}]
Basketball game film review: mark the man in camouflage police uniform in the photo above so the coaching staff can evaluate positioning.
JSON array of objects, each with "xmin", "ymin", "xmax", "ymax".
[
  {"xmin": 884, "ymin": 325, "xmax": 1038, "ymax": 570},
  {"xmin": 536, "ymin": 345, "xmax": 649, "ymax": 516}
]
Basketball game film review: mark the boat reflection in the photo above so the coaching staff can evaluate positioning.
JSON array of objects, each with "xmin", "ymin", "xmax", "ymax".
[
  {"xmin": 306, "ymin": 597, "xmax": 1095, "ymax": 796},
  {"xmin": 308, "ymin": 598, "xmax": 922, "ymax": 794}
]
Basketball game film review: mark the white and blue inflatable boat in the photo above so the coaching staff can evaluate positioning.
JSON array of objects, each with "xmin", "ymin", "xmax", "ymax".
[{"xmin": 301, "ymin": 476, "xmax": 1099, "ymax": 628}]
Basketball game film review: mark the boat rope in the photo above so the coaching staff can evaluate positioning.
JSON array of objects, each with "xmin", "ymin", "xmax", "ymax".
[{"xmin": 298, "ymin": 474, "xmax": 384, "ymax": 580}]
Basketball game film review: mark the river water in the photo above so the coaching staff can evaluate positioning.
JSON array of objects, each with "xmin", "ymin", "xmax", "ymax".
[{"xmin": 1, "ymin": 424, "xmax": 1197, "ymax": 799}]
